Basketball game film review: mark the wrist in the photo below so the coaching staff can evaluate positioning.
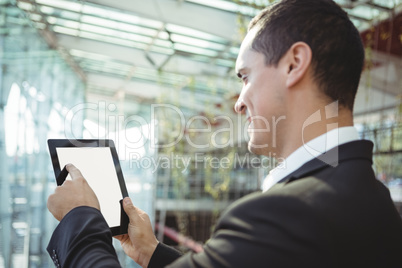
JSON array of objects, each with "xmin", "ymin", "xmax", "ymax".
[{"xmin": 138, "ymin": 239, "xmax": 158, "ymax": 268}]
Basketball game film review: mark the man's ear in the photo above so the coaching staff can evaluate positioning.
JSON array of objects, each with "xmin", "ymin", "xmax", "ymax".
[{"xmin": 285, "ymin": 42, "xmax": 312, "ymax": 88}]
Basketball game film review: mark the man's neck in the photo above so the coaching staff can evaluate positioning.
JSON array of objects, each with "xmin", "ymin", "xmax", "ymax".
[{"xmin": 275, "ymin": 104, "xmax": 354, "ymax": 159}]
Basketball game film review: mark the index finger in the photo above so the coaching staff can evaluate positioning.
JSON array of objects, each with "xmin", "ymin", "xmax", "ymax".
[{"xmin": 65, "ymin": 163, "xmax": 85, "ymax": 180}]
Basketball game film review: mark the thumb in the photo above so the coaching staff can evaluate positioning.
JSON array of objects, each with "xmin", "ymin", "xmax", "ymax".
[
  {"xmin": 123, "ymin": 197, "xmax": 150, "ymax": 224},
  {"xmin": 123, "ymin": 197, "xmax": 137, "ymax": 219}
]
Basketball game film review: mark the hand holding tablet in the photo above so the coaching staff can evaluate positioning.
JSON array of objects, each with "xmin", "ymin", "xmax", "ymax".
[{"xmin": 47, "ymin": 139, "xmax": 129, "ymax": 236}]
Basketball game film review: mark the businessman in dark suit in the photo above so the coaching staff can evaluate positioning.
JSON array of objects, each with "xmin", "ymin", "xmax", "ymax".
[{"xmin": 47, "ymin": 0, "xmax": 402, "ymax": 267}]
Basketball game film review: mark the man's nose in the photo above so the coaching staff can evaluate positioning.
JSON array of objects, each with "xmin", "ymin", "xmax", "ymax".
[{"xmin": 234, "ymin": 98, "xmax": 246, "ymax": 114}]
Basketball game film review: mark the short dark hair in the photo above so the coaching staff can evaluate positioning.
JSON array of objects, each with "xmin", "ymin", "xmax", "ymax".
[{"xmin": 249, "ymin": 0, "xmax": 365, "ymax": 110}]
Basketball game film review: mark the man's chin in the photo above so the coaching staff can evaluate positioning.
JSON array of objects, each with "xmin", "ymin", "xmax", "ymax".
[{"xmin": 248, "ymin": 142, "xmax": 269, "ymax": 156}]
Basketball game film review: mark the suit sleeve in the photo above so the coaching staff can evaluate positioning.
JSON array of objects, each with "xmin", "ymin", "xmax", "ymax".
[
  {"xmin": 148, "ymin": 242, "xmax": 183, "ymax": 268},
  {"xmin": 47, "ymin": 206, "xmax": 121, "ymax": 268},
  {"xmin": 161, "ymin": 192, "xmax": 329, "ymax": 268}
]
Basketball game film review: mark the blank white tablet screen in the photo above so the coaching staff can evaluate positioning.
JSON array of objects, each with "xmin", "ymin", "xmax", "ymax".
[{"xmin": 56, "ymin": 147, "xmax": 122, "ymax": 228}]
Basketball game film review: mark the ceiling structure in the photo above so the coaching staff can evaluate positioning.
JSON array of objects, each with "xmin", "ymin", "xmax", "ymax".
[{"xmin": 4, "ymin": 0, "xmax": 402, "ymax": 119}]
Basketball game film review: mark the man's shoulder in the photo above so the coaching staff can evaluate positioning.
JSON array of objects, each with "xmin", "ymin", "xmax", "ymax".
[
  {"xmin": 219, "ymin": 157, "xmax": 381, "ymax": 227},
  {"xmin": 218, "ymin": 184, "xmax": 322, "ymax": 224}
]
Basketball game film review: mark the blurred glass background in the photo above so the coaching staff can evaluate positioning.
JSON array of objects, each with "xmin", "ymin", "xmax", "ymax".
[{"xmin": 1, "ymin": 0, "xmax": 402, "ymax": 267}]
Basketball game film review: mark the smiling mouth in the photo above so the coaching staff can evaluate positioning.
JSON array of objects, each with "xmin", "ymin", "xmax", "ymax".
[{"xmin": 246, "ymin": 110, "xmax": 251, "ymax": 123}]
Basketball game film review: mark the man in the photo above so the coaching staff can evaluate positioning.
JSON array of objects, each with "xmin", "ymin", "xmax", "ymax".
[{"xmin": 47, "ymin": 0, "xmax": 402, "ymax": 267}]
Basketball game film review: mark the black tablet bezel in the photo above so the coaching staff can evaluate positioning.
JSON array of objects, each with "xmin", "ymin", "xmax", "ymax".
[{"xmin": 47, "ymin": 139, "xmax": 129, "ymax": 236}]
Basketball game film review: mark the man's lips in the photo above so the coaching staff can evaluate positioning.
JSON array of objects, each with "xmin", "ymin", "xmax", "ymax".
[{"xmin": 246, "ymin": 110, "xmax": 251, "ymax": 123}]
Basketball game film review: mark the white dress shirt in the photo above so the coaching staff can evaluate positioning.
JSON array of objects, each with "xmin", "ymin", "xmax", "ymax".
[{"xmin": 262, "ymin": 126, "xmax": 360, "ymax": 192}]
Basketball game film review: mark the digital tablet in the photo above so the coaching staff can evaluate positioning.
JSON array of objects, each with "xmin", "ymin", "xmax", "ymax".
[{"xmin": 47, "ymin": 139, "xmax": 129, "ymax": 236}]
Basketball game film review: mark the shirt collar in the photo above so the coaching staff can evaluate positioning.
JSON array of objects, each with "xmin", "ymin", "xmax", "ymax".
[{"xmin": 262, "ymin": 126, "xmax": 359, "ymax": 192}]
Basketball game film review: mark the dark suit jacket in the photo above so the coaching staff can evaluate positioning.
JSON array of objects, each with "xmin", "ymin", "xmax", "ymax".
[{"xmin": 48, "ymin": 140, "xmax": 402, "ymax": 267}]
